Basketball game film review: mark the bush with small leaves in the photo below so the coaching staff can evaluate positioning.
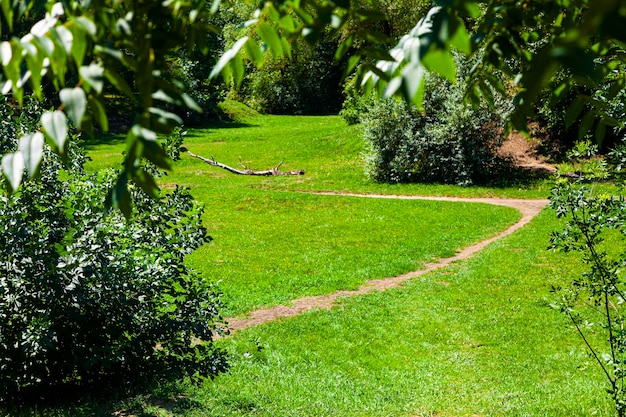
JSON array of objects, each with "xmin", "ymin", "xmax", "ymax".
[
  {"xmin": 361, "ymin": 55, "xmax": 510, "ymax": 186},
  {"xmin": 0, "ymin": 98, "xmax": 227, "ymax": 403},
  {"xmin": 550, "ymin": 143, "xmax": 626, "ymax": 416}
]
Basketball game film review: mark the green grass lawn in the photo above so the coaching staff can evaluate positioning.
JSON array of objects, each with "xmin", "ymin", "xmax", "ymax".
[
  {"xmin": 111, "ymin": 211, "xmax": 611, "ymax": 417},
  {"xmin": 28, "ymin": 103, "xmax": 613, "ymax": 416}
]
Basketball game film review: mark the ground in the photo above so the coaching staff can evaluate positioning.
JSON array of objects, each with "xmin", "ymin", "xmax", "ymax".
[{"xmin": 498, "ymin": 131, "xmax": 556, "ymax": 174}]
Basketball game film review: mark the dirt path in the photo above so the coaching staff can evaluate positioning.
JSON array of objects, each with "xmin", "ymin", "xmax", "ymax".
[{"xmin": 223, "ymin": 193, "xmax": 549, "ymax": 334}]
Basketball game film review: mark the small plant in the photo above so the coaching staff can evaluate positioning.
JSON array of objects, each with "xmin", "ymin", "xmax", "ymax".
[{"xmin": 550, "ymin": 140, "xmax": 626, "ymax": 416}]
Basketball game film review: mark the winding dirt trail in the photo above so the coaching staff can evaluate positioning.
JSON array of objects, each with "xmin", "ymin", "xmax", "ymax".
[{"xmin": 224, "ymin": 193, "xmax": 549, "ymax": 334}]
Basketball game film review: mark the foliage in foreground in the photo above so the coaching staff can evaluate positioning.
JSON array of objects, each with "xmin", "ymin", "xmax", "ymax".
[
  {"xmin": 0, "ymin": 99, "xmax": 227, "ymax": 402},
  {"xmin": 550, "ymin": 141, "xmax": 626, "ymax": 416}
]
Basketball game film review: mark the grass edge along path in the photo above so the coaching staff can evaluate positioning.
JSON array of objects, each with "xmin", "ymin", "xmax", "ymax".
[{"xmin": 224, "ymin": 193, "xmax": 549, "ymax": 333}]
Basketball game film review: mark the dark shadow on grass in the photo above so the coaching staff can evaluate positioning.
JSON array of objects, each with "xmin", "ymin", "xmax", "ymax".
[
  {"xmin": 2, "ymin": 379, "xmax": 204, "ymax": 417},
  {"xmin": 1, "ymin": 350, "xmax": 229, "ymax": 416},
  {"xmin": 202, "ymin": 120, "xmax": 258, "ymax": 130},
  {"xmin": 475, "ymin": 159, "xmax": 555, "ymax": 189},
  {"xmin": 81, "ymin": 132, "xmax": 126, "ymax": 152}
]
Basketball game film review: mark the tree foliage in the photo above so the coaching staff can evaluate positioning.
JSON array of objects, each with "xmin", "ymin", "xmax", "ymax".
[{"xmin": 0, "ymin": 0, "xmax": 219, "ymax": 216}]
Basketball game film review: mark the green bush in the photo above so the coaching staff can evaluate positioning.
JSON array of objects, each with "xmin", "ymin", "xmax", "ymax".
[
  {"xmin": 361, "ymin": 56, "xmax": 510, "ymax": 186},
  {"xmin": 235, "ymin": 37, "xmax": 344, "ymax": 115},
  {"xmin": 339, "ymin": 74, "xmax": 378, "ymax": 125},
  {"xmin": 0, "ymin": 98, "xmax": 227, "ymax": 402}
]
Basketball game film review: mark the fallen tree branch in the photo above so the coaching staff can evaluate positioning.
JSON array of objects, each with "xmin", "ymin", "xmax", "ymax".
[{"xmin": 185, "ymin": 150, "xmax": 305, "ymax": 176}]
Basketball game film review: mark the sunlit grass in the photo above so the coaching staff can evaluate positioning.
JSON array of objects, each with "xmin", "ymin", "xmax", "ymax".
[
  {"xmin": 26, "ymin": 102, "xmax": 614, "ymax": 416},
  {"xmin": 113, "ymin": 211, "xmax": 612, "ymax": 417}
]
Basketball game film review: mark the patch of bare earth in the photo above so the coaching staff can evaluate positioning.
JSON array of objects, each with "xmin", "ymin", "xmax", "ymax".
[{"xmin": 497, "ymin": 131, "xmax": 556, "ymax": 174}]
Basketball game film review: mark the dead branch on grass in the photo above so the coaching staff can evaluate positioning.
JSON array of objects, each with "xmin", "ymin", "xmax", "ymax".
[{"xmin": 185, "ymin": 149, "xmax": 305, "ymax": 176}]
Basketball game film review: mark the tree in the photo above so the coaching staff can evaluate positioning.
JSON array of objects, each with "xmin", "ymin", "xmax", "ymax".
[{"xmin": 2, "ymin": 1, "xmax": 626, "ymax": 208}]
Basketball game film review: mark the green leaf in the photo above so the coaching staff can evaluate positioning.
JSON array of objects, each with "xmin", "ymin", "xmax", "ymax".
[
  {"xmin": 148, "ymin": 107, "xmax": 183, "ymax": 134},
  {"xmin": 578, "ymin": 111, "xmax": 596, "ymax": 140},
  {"xmin": 41, "ymin": 110, "xmax": 68, "ymax": 155},
  {"xmin": 104, "ymin": 67, "xmax": 135, "ymax": 99},
  {"xmin": 105, "ymin": 173, "xmax": 132, "ymax": 219},
  {"xmin": 73, "ymin": 16, "xmax": 97, "ymax": 36},
  {"xmin": 402, "ymin": 63, "xmax": 426, "ymax": 105},
  {"xmin": 595, "ymin": 120, "xmax": 607, "ymax": 144},
  {"xmin": 1, "ymin": 41, "xmax": 21, "ymax": 91},
  {"xmin": 257, "ymin": 22, "xmax": 283, "ymax": 59},
  {"xmin": 449, "ymin": 17, "xmax": 471, "ymax": 54},
  {"xmin": 24, "ymin": 53, "xmax": 43, "ymax": 98},
  {"xmin": 1, "ymin": 41, "xmax": 12, "ymax": 67},
  {"xmin": 342, "ymin": 54, "xmax": 361, "ymax": 79},
  {"xmin": 53, "ymin": 26, "xmax": 73, "ymax": 54},
  {"xmin": 209, "ymin": 0, "xmax": 221, "ymax": 15},
  {"xmin": 231, "ymin": 52, "xmax": 244, "ymax": 87},
  {"xmin": 80, "ymin": 63, "xmax": 104, "ymax": 94},
  {"xmin": 133, "ymin": 167, "xmax": 160, "ymax": 199},
  {"xmin": 60, "ymin": 88, "xmax": 87, "ymax": 128},
  {"xmin": 244, "ymin": 37, "xmax": 263, "ymax": 66},
  {"xmin": 422, "ymin": 49, "xmax": 456, "ymax": 83},
  {"xmin": 1, "ymin": 152, "xmax": 24, "ymax": 193},
  {"xmin": 280, "ymin": 36, "xmax": 292, "ymax": 60},
  {"xmin": 1, "ymin": 0, "xmax": 14, "ymax": 32},
  {"xmin": 129, "ymin": 125, "xmax": 171, "ymax": 171},
  {"xmin": 209, "ymin": 36, "xmax": 248, "ymax": 80},
  {"xmin": 18, "ymin": 132, "xmax": 44, "ymax": 177},
  {"xmin": 565, "ymin": 97, "xmax": 585, "ymax": 129},
  {"xmin": 335, "ymin": 34, "xmax": 353, "ymax": 61},
  {"xmin": 279, "ymin": 14, "xmax": 296, "ymax": 32},
  {"xmin": 88, "ymin": 95, "xmax": 109, "ymax": 132}
]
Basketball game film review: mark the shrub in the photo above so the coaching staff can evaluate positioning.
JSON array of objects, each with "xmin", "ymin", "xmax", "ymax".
[
  {"xmin": 221, "ymin": 3, "xmax": 344, "ymax": 115},
  {"xmin": 234, "ymin": 37, "xmax": 344, "ymax": 115},
  {"xmin": 550, "ymin": 140, "xmax": 626, "ymax": 416},
  {"xmin": 0, "ymin": 97, "xmax": 227, "ymax": 402},
  {"xmin": 339, "ymin": 74, "xmax": 378, "ymax": 125},
  {"xmin": 536, "ymin": 66, "xmax": 626, "ymax": 153},
  {"xmin": 361, "ymin": 55, "xmax": 511, "ymax": 186}
]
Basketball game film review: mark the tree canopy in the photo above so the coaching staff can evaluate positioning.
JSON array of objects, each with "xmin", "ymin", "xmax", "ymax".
[{"xmin": 1, "ymin": 0, "xmax": 625, "ymax": 212}]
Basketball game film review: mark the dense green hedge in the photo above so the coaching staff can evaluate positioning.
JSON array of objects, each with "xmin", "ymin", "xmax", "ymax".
[{"xmin": 0, "ymin": 98, "xmax": 227, "ymax": 402}]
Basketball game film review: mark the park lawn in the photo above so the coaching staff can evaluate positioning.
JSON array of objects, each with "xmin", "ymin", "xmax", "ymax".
[
  {"xmin": 46, "ymin": 105, "xmax": 615, "ymax": 416},
  {"xmin": 99, "ymin": 211, "xmax": 611, "ymax": 417},
  {"xmin": 84, "ymin": 100, "xmax": 554, "ymax": 199},
  {"xmin": 187, "ymin": 189, "xmax": 518, "ymax": 316}
]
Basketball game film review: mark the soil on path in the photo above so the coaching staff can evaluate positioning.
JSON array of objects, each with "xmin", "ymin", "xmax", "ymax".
[{"xmin": 223, "ymin": 193, "xmax": 549, "ymax": 334}]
